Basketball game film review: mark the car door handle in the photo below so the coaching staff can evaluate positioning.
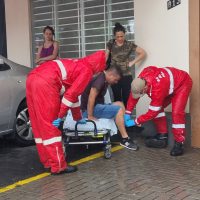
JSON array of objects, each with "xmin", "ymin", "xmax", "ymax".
[{"xmin": 17, "ymin": 80, "xmax": 22, "ymax": 83}]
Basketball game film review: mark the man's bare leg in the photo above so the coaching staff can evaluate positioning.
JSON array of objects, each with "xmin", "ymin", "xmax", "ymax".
[
  {"xmin": 113, "ymin": 101, "xmax": 129, "ymax": 138},
  {"xmin": 112, "ymin": 101, "xmax": 138, "ymax": 150}
]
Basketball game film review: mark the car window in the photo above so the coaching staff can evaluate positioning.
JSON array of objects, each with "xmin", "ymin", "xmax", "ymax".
[{"xmin": 0, "ymin": 63, "xmax": 11, "ymax": 71}]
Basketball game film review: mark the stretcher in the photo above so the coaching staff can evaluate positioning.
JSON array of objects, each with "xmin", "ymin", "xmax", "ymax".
[{"xmin": 62, "ymin": 111, "xmax": 117, "ymax": 159}]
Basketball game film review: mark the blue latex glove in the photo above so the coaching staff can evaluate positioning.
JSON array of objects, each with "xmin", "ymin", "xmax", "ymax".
[
  {"xmin": 125, "ymin": 119, "xmax": 136, "ymax": 127},
  {"xmin": 52, "ymin": 118, "xmax": 62, "ymax": 127},
  {"xmin": 77, "ymin": 118, "xmax": 87, "ymax": 124},
  {"xmin": 124, "ymin": 114, "xmax": 131, "ymax": 122}
]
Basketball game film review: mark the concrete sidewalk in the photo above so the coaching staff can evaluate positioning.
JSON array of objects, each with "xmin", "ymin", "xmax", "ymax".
[{"xmin": 0, "ymin": 140, "xmax": 200, "ymax": 200}]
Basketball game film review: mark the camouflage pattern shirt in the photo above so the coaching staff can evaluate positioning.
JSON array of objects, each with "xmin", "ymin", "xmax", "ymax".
[{"xmin": 107, "ymin": 39, "xmax": 137, "ymax": 76}]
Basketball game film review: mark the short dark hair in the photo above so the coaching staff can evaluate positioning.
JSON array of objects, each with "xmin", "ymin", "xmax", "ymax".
[
  {"xmin": 113, "ymin": 22, "xmax": 126, "ymax": 35},
  {"xmin": 43, "ymin": 26, "xmax": 55, "ymax": 36},
  {"xmin": 106, "ymin": 65, "xmax": 123, "ymax": 78}
]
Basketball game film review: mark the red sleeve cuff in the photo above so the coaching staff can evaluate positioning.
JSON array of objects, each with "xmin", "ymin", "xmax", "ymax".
[
  {"xmin": 71, "ymin": 107, "xmax": 82, "ymax": 121},
  {"xmin": 58, "ymin": 104, "xmax": 70, "ymax": 118}
]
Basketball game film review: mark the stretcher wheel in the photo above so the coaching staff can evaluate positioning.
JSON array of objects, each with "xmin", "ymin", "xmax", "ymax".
[{"xmin": 104, "ymin": 144, "xmax": 112, "ymax": 159}]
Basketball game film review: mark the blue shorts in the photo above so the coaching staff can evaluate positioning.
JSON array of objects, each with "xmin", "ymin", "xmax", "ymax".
[{"xmin": 82, "ymin": 104, "xmax": 121, "ymax": 119}]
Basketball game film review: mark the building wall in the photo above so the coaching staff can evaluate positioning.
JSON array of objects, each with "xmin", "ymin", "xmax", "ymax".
[
  {"xmin": 134, "ymin": 0, "xmax": 189, "ymax": 115},
  {"xmin": 189, "ymin": 0, "xmax": 200, "ymax": 148},
  {"xmin": 5, "ymin": 0, "xmax": 32, "ymax": 67}
]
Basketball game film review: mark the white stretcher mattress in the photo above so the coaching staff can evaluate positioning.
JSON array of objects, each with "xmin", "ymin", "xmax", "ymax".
[{"xmin": 63, "ymin": 112, "xmax": 117, "ymax": 136}]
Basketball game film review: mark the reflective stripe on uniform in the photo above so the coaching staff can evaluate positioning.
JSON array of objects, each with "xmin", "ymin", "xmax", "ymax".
[
  {"xmin": 35, "ymin": 137, "xmax": 62, "ymax": 145},
  {"xmin": 149, "ymin": 105, "xmax": 161, "ymax": 111},
  {"xmin": 53, "ymin": 60, "xmax": 67, "ymax": 80},
  {"xmin": 172, "ymin": 124, "xmax": 185, "ymax": 128},
  {"xmin": 155, "ymin": 112, "xmax": 166, "ymax": 118},
  {"xmin": 62, "ymin": 97, "xmax": 80, "ymax": 108},
  {"xmin": 43, "ymin": 136, "xmax": 62, "ymax": 146},
  {"xmin": 56, "ymin": 146, "xmax": 61, "ymax": 171},
  {"xmin": 163, "ymin": 68, "xmax": 174, "ymax": 95},
  {"xmin": 35, "ymin": 138, "xmax": 42, "ymax": 144}
]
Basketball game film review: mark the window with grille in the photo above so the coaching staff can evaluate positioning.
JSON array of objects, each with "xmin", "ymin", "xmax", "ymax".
[{"xmin": 31, "ymin": 0, "xmax": 134, "ymax": 62}]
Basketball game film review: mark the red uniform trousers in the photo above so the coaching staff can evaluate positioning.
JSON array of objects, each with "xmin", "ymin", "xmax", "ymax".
[
  {"xmin": 153, "ymin": 75, "xmax": 192, "ymax": 142},
  {"xmin": 26, "ymin": 73, "xmax": 67, "ymax": 173}
]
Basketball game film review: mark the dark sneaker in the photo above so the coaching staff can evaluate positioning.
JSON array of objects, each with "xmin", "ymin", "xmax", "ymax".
[
  {"xmin": 51, "ymin": 165, "xmax": 78, "ymax": 175},
  {"xmin": 145, "ymin": 133, "xmax": 168, "ymax": 148},
  {"xmin": 120, "ymin": 137, "xmax": 139, "ymax": 151},
  {"xmin": 170, "ymin": 141, "xmax": 184, "ymax": 156}
]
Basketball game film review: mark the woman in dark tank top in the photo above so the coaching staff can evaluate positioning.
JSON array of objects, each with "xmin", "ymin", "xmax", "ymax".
[
  {"xmin": 35, "ymin": 26, "xmax": 59, "ymax": 65},
  {"xmin": 40, "ymin": 43, "xmax": 54, "ymax": 58}
]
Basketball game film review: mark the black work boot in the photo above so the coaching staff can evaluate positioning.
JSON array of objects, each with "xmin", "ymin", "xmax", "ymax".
[
  {"xmin": 51, "ymin": 165, "xmax": 78, "ymax": 175},
  {"xmin": 170, "ymin": 141, "xmax": 184, "ymax": 156},
  {"xmin": 145, "ymin": 133, "xmax": 168, "ymax": 148}
]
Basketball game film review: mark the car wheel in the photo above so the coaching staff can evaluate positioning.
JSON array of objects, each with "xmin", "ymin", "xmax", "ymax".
[{"xmin": 15, "ymin": 101, "xmax": 34, "ymax": 146}]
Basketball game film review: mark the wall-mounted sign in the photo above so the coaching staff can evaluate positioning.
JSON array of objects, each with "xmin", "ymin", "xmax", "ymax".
[{"xmin": 167, "ymin": 0, "xmax": 181, "ymax": 10}]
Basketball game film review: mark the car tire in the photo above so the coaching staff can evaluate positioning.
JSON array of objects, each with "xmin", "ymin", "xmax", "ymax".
[{"xmin": 14, "ymin": 101, "xmax": 34, "ymax": 146}]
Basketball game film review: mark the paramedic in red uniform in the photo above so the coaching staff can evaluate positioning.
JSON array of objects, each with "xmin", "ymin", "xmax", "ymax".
[
  {"xmin": 124, "ymin": 66, "xmax": 192, "ymax": 156},
  {"xmin": 26, "ymin": 51, "xmax": 106, "ymax": 175}
]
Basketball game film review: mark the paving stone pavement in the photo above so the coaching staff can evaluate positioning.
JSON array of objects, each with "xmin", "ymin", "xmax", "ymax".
[{"xmin": 1, "ymin": 141, "xmax": 200, "ymax": 200}]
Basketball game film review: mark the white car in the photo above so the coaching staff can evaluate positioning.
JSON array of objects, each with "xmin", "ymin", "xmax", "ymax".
[{"xmin": 0, "ymin": 55, "xmax": 33, "ymax": 146}]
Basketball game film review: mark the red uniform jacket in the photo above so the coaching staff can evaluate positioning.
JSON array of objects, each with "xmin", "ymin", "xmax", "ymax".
[
  {"xmin": 126, "ymin": 66, "xmax": 191, "ymax": 124},
  {"xmin": 29, "ymin": 50, "xmax": 106, "ymax": 120}
]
